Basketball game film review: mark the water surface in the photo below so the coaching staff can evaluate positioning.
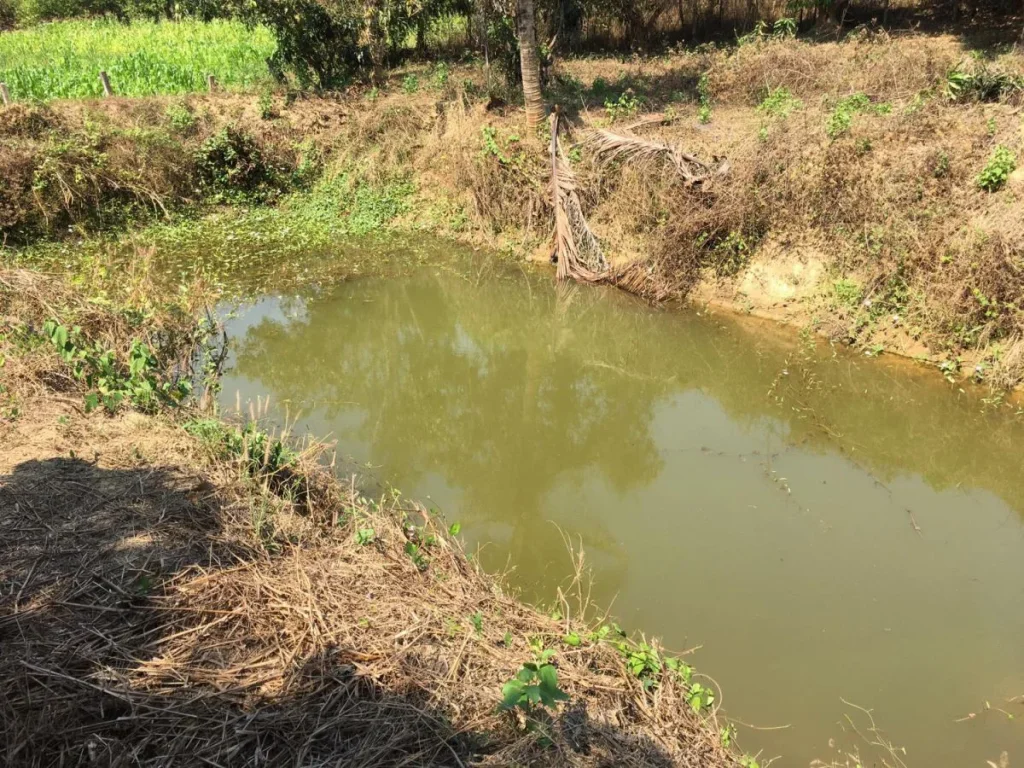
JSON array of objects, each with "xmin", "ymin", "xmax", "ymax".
[{"xmin": 219, "ymin": 247, "xmax": 1024, "ymax": 766}]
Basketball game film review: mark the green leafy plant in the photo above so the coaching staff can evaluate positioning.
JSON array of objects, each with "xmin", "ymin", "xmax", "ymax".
[
  {"xmin": 826, "ymin": 93, "xmax": 890, "ymax": 139},
  {"xmin": 356, "ymin": 528, "xmax": 375, "ymax": 545},
  {"xmin": 402, "ymin": 74, "xmax": 419, "ymax": 94},
  {"xmin": 977, "ymin": 145, "xmax": 1016, "ymax": 192},
  {"xmin": 448, "ymin": 521, "xmax": 462, "ymax": 536},
  {"xmin": 604, "ymin": 89, "xmax": 642, "ymax": 122},
  {"xmin": 588, "ymin": 623, "xmax": 620, "ymax": 643},
  {"xmin": 165, "ymin": 103, "xmax": 196, "ymax": 133},
  {"xmin": 939, "ymin": 357, "xmax": 962, "ymax": 383},
  {"xmin": 773, "ymin": 17, "xmax": 797, "ymax": 37},
  {"xmin": 933, "ymin": 150, "xmax": 951, "ymax": 178},
  {"xmin": 737, "ymin": 16, "xmax": 796, "ymax": 45},
  {"xmin": 185, "ymin": 419, "xmax": 297, "ymax": 482},
  {"xmin": 945, "ymin": 63, "xmax": 1024, "ymax": 103},
  {"xmin": 720, "ymin": 724, "xmax": 737, "ymax": 748},
  {"xmin": 481, "ymin": 125, "xmax": 510, "ymax": 163},
  {"xmin": 258, "ymin": 89, "xmax": 277, "ymax": 120},
  {"xmin": 499, "ymin": 659, "xmax": 569, "ymax": 713},
  {"xmin": 757, "ymin": 86, "xmax": 802, "ymax": 118},
  {"xmin": 43, "ymin": 320, "xmax": 189, "ymax": 414},
  {"xmin": 709, "ymin": 230, "xmax": 754, "ymax": 275},
  {"xmin": 431, "ymin": 62, "xmax": 450, "ymax": 88},
  {"xmin": 619, "ymin": 640, "xmax": 664, "ymax": 687},
  {"xmin": 470, "ymin": 612, "xmax": 484, "ymax": 634},
  {"xmin": 195, "ymin": 126, "xmax": 276, "ymax": 200},
  {"xmin": 832, "ymin": 278, "xmax": 862, "ymax": 307},
  {"xmin": 697, "ymin": 73, "xmax": 712, "ymax": 123},
  {"xmin": 686, "ymin": 681, "xmax": 715, "ymax": 712},
  {"xmin": 404, "ymin": 540, "xmax": 429, "ymax": 570}
]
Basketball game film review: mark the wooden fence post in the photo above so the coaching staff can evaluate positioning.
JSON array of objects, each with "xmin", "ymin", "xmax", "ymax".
[
  {"xmin": 207, "ymin": 74, "xmax": 217, "ymax": 93},
  {"xmin": 99, "ymin": 71, "xmax": 113, "ymax": 97},
  {"xmin": 0, "ymin": 83, "xmax": 10, "ymax": 106}
]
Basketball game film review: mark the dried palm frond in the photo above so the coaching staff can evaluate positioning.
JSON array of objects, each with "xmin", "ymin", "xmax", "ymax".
[
  {"xmin": 550, "ymin": 108, "xmax": 607, "ymax": 282},
  {"xmin": 586, "ymin": 127, "xmax": 728, "ymax": 185}
]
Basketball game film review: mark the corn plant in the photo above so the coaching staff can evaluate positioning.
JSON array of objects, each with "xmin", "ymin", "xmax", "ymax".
[{"xmin": 0, "ymin": 19, "xmax": 276, "ymax": 101}]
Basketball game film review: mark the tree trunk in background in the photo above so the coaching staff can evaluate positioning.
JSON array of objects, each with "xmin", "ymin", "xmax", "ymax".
[
  {"xmin": 367, "ymin": 0, "xmax": 387, "ymax": 84},
  {"xmin": 517, "ymin": 0, "xmax": 545, "ymax": 127}
]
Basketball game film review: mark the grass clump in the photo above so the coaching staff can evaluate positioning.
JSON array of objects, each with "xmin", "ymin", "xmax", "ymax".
[{"xmin": 0, "ymin": 19, "xmax": 276, "ymax": 101}]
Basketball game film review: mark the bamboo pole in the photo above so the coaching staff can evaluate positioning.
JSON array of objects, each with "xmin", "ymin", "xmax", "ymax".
[
  {"xmin": 0, "ymin": 83, "xmax": 10, "ymax": 106},
  {"xmin": 99, "ymin": 71, "xmax": 113, "ymax": 97},
  {"xmin": 207, "ymin": 74, "xmax": 217, "ymax": 93}
]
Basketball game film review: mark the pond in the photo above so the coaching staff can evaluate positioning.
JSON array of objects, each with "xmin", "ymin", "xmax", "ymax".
[{"xmin": 217, "ymin": 240, "xmax": 1024, "ymax": 767}]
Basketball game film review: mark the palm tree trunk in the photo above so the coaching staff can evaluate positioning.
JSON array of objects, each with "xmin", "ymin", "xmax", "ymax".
[{"xmin": 517, "ymin": 0, "xmax": 545, "ymax": 127}]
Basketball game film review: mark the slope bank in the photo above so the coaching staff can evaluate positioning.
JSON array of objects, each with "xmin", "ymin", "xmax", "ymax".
[{"xmin": 2, "ymin": 31, "xmax": 1023, "ymax": 388}]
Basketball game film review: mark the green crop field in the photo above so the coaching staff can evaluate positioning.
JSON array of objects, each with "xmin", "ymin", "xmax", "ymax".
[{"xmin": 0, "ymin": 19, "xmax": 276, "ymax": 101}]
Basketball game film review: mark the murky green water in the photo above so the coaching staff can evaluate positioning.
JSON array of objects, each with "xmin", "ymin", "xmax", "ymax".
[{"xmin": 218, "ymin": 244, "xmax": 1024, "ymax": 767}]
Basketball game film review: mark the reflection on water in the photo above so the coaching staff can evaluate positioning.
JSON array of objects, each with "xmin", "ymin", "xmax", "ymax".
[{"xmin": 220, "ymin": 254, "xmax": 1024, "ymax": 767}]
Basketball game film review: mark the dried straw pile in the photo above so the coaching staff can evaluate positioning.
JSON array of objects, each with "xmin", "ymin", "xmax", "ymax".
[{"xmin": 1, "ymin": 270, "xmax": 739, "ymax": 767}]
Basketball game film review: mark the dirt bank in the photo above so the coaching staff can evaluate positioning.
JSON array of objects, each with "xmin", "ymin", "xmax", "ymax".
[
  {"xmin": 2, "ymin": 31, "xmax": 1023, "ymax": 388},
  {"xmin": 0, "ymin": 267, "xmax": 743, "ymax": 766}
]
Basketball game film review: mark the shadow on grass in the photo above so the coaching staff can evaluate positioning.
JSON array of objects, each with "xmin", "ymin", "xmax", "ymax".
[{"xmin": 0, "ymin": 456, "xmax": 677, "ymax": 766}]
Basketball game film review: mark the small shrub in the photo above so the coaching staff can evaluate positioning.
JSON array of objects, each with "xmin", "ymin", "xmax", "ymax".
[
  {"xmin": 195, "ymin": 127, "xmax": 273, "ymax": 198},
  {"xmin": 757, "ymin": 86, "xmax": 802, "ymax": 118},
  {"xmin": 44, "ymin": 320, "xmax": 190, "ymax": 414},
  {"xmin": 833, "ymin": 278, "xmax": 861, "ymax": 307},
  {"xmin": 604, "ymin": 90, "xmax": 641, "ymax": 122},
  {"xmin": 402, "ymin": 74, "xmax": 419, "ymax": 94},
  {"xmin": 258, "ymin": 89, "xmax": 277, "ymax": 120},
  {"xmin": 933, "ymin": 150, "xmax": 950, "ymax": 178},
  {"xmin": 499, "ymin": 654, "xmax": 569, "ymax": 714},
  {"xmin": 705, "ymin": 230, "xmax": 754, "ymax": 275},
  {"xmin": 737, "ymin": 16, "xmax": 796, "ymax": 45},
  {"xmin": 185, "ymin": 418, "xmax": 297, "ymax": 480},
  {"xmin": 431, "ymin": 62, "xmax": 450, "ymax": 88},
  {"xmin": 355, "ymin": 528, "xmax": 375, "ymax": 545},
  {"xmin": 977, "ymin": 145, "xmax": 1016, "ymax": 192},
  {"xmin": 165, "ymin": 103, "xmax": 195, "ymax": 133},
  {"xmin": 773, "ymin": 17, "xmax": 797, "ymax": 37},
  {"xmin": 826, "ymin": 93, "xmax": 890, "ymax": 139},
  {"xmin": 697, "ymin": 72, "xmax": 712, "ymax": 123}
]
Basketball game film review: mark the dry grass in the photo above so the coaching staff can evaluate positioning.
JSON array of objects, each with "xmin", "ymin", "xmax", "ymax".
[
  {"xmin": 0, "ymin": 267, "xmax": 741, "ymax": 767},
  {"xmin": 707, "ymin": 32, "xmax": 963, "ymax": 104}
]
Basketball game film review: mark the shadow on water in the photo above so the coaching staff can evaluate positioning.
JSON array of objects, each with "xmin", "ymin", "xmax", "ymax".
[{"xmin": 219, "ymin": 262, "xmax": 1024, "ymax": 767}]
